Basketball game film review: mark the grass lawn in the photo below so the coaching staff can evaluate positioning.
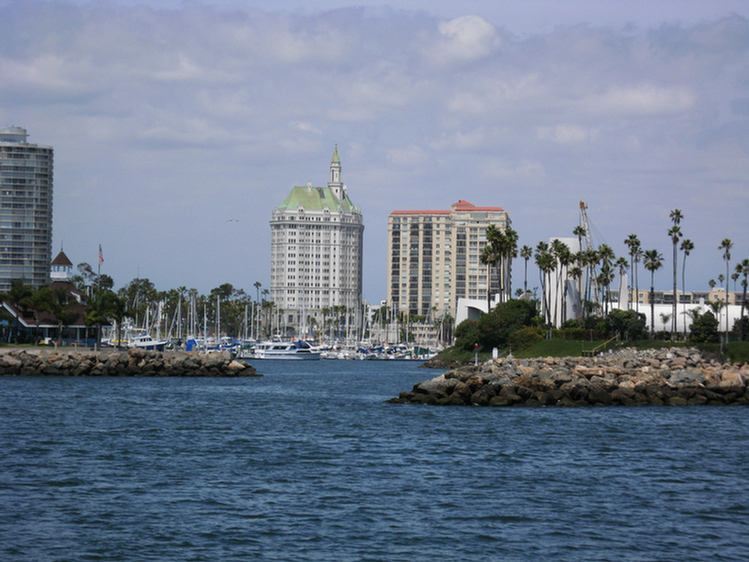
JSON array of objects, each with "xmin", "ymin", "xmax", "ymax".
[{"xmin": 434, "ymin": 339, "xmax": 749, "ymax": 364}]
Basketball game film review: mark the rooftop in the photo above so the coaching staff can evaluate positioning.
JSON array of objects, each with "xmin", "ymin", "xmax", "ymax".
[{"xmin": 275, "ymin": 185, "xmax": 359, "ymax": 214}]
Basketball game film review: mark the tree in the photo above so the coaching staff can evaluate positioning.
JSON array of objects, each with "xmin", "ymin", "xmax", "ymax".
[
  {"xmin": 644, "ymin": 249, "xmax": 664, "ymax": 339},
  {"xmin": 52, "ymin": 287, "xmax": 77, "ymax": 346},
  {"xmin": 605, "ymin": 308, "xmax": 646, "ymax": 340},
  {"xmin": 4, "ymin": 279, "xmax": 33, "ymax": 343},
  {"xmin": 520, "ymin": 245, "xmax": 533, "ymax": 296},
  {"xmin": 29, "ymin": 286, "xmax": 55, "ymax": 343},
  {"xmin": 668, "ymin": 209, "xmax": 683, "ymax": 338},
  {"xmin": 679, "ymin": 238, "xmax": 694, "ymax": 334},
  {"xmin": 597, "ymin": 263, "xmax": 615, "ymax": 318},
  {"xmin": 736, "ymin": 258, "xmax": 749, "ymax": 338},
  {"xmin": 106, "ymin": 293, "xmax": 132, "ymax": 348},
  {"xmin": 689, "ymin": 310, "xmax": 719, "ymax": 343},
  {"xmin": 624, "ymin": 234, "xmax": 642, "ymax": 313},
  {"xmin": 534, "ymin": 242, "xmax": 555, "ymax": 329},
  {"xmin": 719, "ymin": 238, "xmax": 733, "ymax": 335},
  {"xmin": 659, "ymin": 312, "xmax": 672, "ymax": 335},
  {"xmin": 597, "ymin": 244, "xmax": 615, "ymax": 316},
  {"xmin": 454, "ymin": 319, "xmax": 481, "ymax": 351},
  {"xmin": 502, "ymin": 227, "xmax": 519, "ymax": 302},
  {"xmin": 615, "ymin": 256, "xmax": 629, "ymax": 311},
  {"xmin": 481, "ymin": 225, "xmax": 503, "ymax": 311},
  {"xmin": 483, "ymin": 225, "xmax": 519, "ymax": 308},
  {"xmin": 550, "ymin": 239, "xmax": 571, "ymax": 324},
  {"xmin": 84, "ymin": 290, "xmax": 116, "ymax": 350},
  {"xmin": 477, "ymin": 299, "xmax": 536, "ymax": 350}
]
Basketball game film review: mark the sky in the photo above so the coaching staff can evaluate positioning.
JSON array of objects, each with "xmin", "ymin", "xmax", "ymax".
[{"xmin": 1, "ymin": 0, "xmax": 748, "ymax": 304}]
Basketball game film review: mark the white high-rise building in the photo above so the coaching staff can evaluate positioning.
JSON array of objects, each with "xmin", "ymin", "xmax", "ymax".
[
  {"xmin": 0, "ymin": 126, "xmax": 53, "ymax": 292},
  {"xmin": 270, "ymin": 147, "xmax": 364, "ymax": 337}
]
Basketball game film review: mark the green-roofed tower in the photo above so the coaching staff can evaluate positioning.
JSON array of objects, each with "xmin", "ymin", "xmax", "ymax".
[{"xmin": 270, "ymin": 146, "xmax": 364, "ymax": 339}]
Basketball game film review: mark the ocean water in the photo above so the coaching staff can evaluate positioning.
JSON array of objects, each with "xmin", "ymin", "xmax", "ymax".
[{"xmin": 1, "ymin": 359, "xmax": 748, "ymax": 562}]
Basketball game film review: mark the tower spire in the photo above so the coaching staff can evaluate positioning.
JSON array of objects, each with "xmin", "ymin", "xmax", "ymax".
[{"xmin": 328, "ymin": 144, "xmax": 343, "ymax": 199}]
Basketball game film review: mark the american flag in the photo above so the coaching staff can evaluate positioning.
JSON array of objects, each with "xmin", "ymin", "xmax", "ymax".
[{"xmin": 98, "ymin": 244, "xmax": 104, "ymax": 266}]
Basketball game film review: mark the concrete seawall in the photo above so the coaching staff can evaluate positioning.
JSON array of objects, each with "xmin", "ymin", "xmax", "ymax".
[
  {"xmin": 0, "ymin": 348, "xmax": 259, "ymax": 377},
  {"xmin": 389, "ymin": 347, "xmax": 748, "ymax": 406}
]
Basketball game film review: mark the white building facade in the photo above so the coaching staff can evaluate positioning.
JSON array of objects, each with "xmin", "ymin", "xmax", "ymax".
[
  {"xmin": 0, "ymin": 126, "xmax": 53, "ymax": 292},
  {"xmin": 269, "ymin": 147, "xmax": 364, "ymax": 336}
]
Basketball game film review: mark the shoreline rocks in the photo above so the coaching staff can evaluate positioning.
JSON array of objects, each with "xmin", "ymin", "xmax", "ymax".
[
  {"xmin": 0, "ymin": 348, "xmax": 259, "ymax": 377},
  {"xmin": 389, "ymin": 347, "xmax": 748, "ymax": 406}
]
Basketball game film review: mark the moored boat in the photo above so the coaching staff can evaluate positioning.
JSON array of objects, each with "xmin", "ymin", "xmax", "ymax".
[
  {"xmin": 129, "ymin": 332, "xmax": 168, "ymax": 352},
  {"xmin": 252, "ymin": 339, "xmax": 321, "ymax": 360}
]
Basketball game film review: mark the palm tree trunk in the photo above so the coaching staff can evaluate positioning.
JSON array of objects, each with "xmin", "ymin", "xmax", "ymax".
[
  {"xmin": 672, "ymin": 241, "xmax": 678, "ymax": 339},
  {"xmin": 650, "ymin": 273, "xmax": 655, "ymax": 339}
]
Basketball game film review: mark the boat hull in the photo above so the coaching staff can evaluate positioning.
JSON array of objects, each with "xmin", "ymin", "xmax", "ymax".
[{"xmin": 252, "ymin": 353, "xmax": 321, "ymax": 360}]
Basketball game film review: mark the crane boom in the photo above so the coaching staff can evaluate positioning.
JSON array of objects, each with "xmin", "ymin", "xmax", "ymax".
[{"xmin": 579, "ymin": 201, "xmax": 593, "ymax": 252}]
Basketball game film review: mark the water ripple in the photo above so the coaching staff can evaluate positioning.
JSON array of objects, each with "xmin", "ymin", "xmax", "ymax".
[{"xmin": 2, "ymin": 362, "xmax": 749, "ymax": 562}]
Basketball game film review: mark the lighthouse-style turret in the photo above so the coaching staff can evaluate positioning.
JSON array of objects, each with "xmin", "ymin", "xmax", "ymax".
[{"xmin": 328, "ymin": 144, "xmax": 343, "ymax": 200}]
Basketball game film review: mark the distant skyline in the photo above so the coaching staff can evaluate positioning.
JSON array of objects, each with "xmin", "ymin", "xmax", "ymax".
[{"xmin": 1, "ymin": 0, "xmax": 748, "ymax": 303}]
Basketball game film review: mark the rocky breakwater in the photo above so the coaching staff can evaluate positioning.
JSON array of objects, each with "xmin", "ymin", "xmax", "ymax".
[
  {"xmin": 389, "ymin": 347, "xmax": 748, "ymax": 406},
  {"xmin": 0, "ymin": 348, "xmax": 258, "ymax": 377}
]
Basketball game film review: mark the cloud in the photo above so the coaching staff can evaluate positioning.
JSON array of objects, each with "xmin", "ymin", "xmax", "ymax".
[
  {"xmin": 425, "ymin": 15, "xmax": 502, "ymax": 66},
  {"xmin": 0, "ymin": 1, "xmax": 747, "ymax": 299},
  {"xmin": 585, "ymin": 84, "xmax": 696, "ymax": 116},
  {"xmin": 536, "ymin": 124, "xmax": 599, "ymax": 144}
]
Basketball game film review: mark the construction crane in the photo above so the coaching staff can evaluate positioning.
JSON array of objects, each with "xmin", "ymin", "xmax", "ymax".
[
  {"xmin": 579, "ymin": 201, "xmax": 594, "ymax": 253},
  {"xmin": 579, "ymin": 201, "xmax": 600, "ymax": 308}
]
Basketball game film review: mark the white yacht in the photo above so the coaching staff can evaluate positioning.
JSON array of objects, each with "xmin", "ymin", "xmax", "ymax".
[{"xmin": 252, "ymin": 340, "xmax": 321, "ymax": 360}]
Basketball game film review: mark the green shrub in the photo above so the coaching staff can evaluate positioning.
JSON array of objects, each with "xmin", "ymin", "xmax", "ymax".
[
  {"xmin": 454, "ymin": 319, "xmax": 482, "ymax": 351},
  {"xmin": 689, "ymin": 311, "xmax": 719, "ymax": 344},
  {"xmin": 509, "ymin": 326, "xmax": 544, "ymax": 351},
  {"xmin": 477, "ymin": 299, "xmax": 537, "ymax": 350}
]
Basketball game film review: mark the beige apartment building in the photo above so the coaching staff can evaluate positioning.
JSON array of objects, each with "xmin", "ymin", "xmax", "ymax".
[{"xmin": 387, "ymin": 200, "xmax": 511, "ymax": 322}]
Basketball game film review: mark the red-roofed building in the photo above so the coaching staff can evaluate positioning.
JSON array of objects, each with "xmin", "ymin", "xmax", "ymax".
[
  {"xmin": 386, "ymin": 200, "xmax": 511, "ymax": 337},
  {"xmin": 1, "ymin": 250, "xmax": 101, "ymax": 345}
]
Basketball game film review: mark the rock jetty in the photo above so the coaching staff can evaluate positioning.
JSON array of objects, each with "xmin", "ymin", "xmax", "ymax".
[
  {"xmin": 0, "ymin": 348, "xmax": 258, "ymax": 377},
  {"xmin": 389, "ymin": 347, "xmax": 748, "ymax": 406}
]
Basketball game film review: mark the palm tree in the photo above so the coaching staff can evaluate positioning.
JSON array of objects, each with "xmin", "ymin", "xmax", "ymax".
[
  {"xmin": 106, "ymin": 293, "xmax": 132, "ymax": 348},
  {"xmin": 597, "ymin": 244, "xmax": 615, "ymax": 315},
  {"xmin": 659, "ymin": 312, "xmax": 672, "ymax": 334},
  {"xmin": 520, "ymin": 245, "xmax": 533, "ymax": 296},
  {"xmin": 481, "ymin": 225, "xmax": 503, "ymax": 311},
  {"xmin": 615, "ymin": 256, "xmax": 629, "ymax": 310},
  {"xmin": 84, "ymin": 289, "xmax": 115, "ymax": 350},
  {"xmin": 557, "ymin": 244, "xmax": 573, "ymax": 322},
  {"xmin": 719, "ymin": 238, "xmax": 733, "ymax": 334},
  {"xmin": 30, "ymin": 286, "xmax": 55, "ymax": 344},
  {"xmin": 583, "ymin": 248, "xmax": 600, "ymax": 315},
  {"xmin": 679, "ymin": 238, "xmax": 694, "ymax": 333},
  {"xmin": 736, "ymin": 258, "xmax": 749, "ymax": 326},
  {"xmin": 535, "ymin": 244, "xmax": 556, "ymax": 329},
  {"xmin": 668, "ymin": 213, "xmax": 683, "ymax": 337},
  {"xmin": 50, "ymin": 287, "xmax": 75, "ymax": 346},
  {"xmin": 568, "ymin": 263, "xmax": 583, "ymax": 320},
  {"xmin": 624, "ymin": 234, "xmax": 642, "ymax": 312},
  {"xmin": 550, "ymin": 239, "xmax": 569, "ymax": 324},
  {"xmin": 502, "ymin": 227, "xmax": 519, "ymax": 303},
  {"xmin": 644, "ymin": 249, "xmax": 664, "ymax": 339},
  {"xmin": 597, "ymin": 263, "xmax": 615, "ymax": 317}
]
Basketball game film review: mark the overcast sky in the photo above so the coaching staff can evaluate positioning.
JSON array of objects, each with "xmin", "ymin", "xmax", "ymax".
[{"xmin": 2, "ymin": 0, "xmax": 748, "ymax": 303}]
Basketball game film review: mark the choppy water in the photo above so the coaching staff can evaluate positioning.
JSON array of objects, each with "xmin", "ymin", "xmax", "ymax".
[{"xmin": 2, "ymin": 359, "xmax": 748, "ymax": 561}]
